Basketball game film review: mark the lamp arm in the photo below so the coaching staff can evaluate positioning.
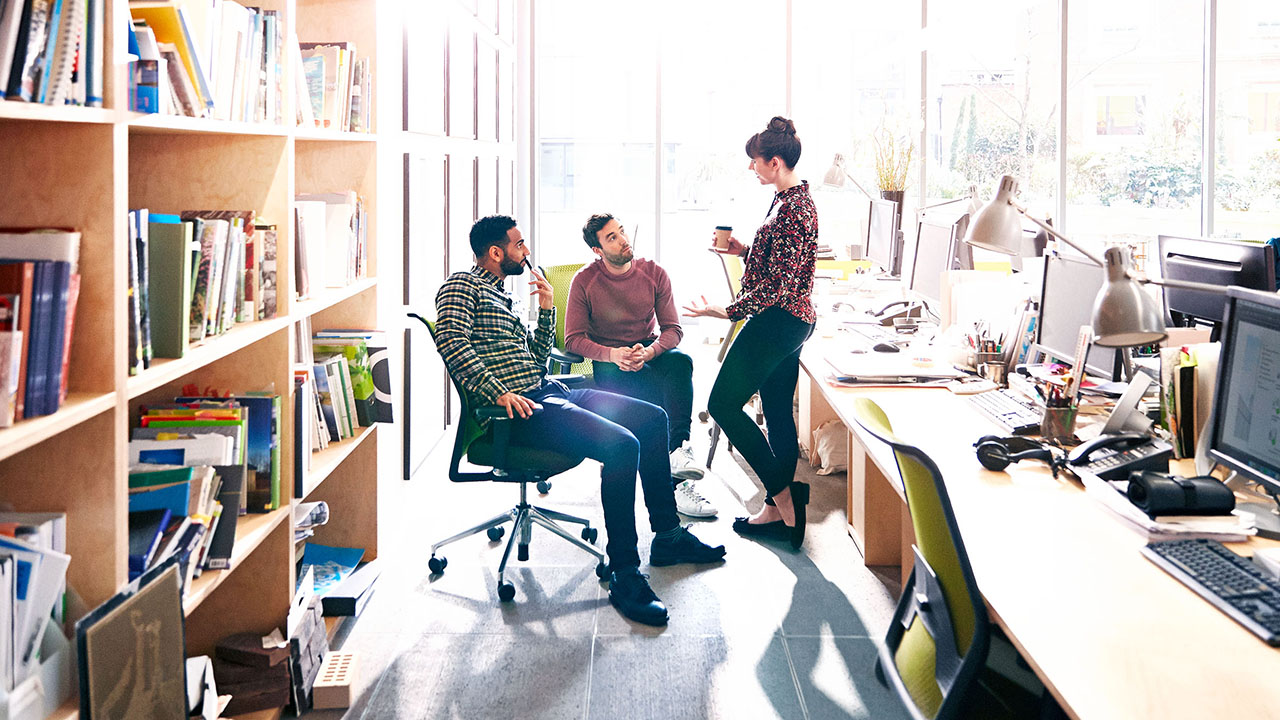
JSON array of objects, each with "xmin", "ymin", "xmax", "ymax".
[
  {"xmin": 1127, "ymin": 271, "xmax": 1229, "ymax": 295},
  {"xmin": 1006, "ymin": 199, "xmax": 1107, "ymax": 267},
  {"xmin": 842, "ymin": 169, "xmax": 875, "ymax": 202},
  {"xmin": 916, "ymin": 195, "xmax": 969, "ymax": 216}
]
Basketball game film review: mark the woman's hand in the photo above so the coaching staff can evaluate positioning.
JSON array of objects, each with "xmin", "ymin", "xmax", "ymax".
[
  {"xmin": 682, "ymin": 295, "xmax": 729, "ymax": 320},
  {"xmin": 711, "ymin": 233, "xmax": 746, "ymax": 256},
  {"xmin": 528, "ymin": 267, "xmax": 554, "ymax": 310}
]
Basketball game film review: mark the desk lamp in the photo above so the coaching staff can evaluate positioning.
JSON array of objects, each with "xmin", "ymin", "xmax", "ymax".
[
  {"xmin": 822, "ymin": 153, "xmax": 875, "ymax": 201},
  {"xmin": 963, "ymin": 175, "xmax": 1227, "ymax": 348}
]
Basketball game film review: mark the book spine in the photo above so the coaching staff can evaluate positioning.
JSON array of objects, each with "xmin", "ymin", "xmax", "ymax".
[{"xmin": 57, "ymin": 272, "xmax": 79, "ymax": 404}]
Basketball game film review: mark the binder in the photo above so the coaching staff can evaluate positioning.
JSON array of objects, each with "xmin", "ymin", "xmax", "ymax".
[{"xmin": 146, "ymin": 215, "xmax": 195, "ymax": 359}]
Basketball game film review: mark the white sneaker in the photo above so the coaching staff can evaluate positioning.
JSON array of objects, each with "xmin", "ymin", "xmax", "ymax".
[
  {"xmin": 674, "ymin": 479, "xmax": 717, "ymax": 518},
  {"xmin": 670, "ymin": 442, "xmax": 706, "ymax": 481}
]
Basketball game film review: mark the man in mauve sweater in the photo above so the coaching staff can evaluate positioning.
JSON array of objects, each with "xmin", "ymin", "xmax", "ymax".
[{"xmin": 565, "ymin": 213, "xmax": 716, "ymax": 518}]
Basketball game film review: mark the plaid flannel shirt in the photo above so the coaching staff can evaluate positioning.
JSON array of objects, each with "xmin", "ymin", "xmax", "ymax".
[{"xmin": 434, "ymin": 266, "xmax": 555, "ymax": 409}]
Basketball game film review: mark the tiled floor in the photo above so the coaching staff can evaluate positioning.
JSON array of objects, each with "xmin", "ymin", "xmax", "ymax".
[{"xmin": 307, "ymin": 333, "xmax": 909, "ymax": 720}]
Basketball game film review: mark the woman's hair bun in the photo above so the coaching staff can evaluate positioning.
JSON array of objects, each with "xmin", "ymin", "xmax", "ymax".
[{"xmin": 766, "ymin": 116, "xmax": 796, "ymax": 135}]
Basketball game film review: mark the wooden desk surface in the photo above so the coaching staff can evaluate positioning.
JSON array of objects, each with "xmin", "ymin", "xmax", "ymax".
[{"xmin": 798, "ymin": 346, "xmax": 1280, "ymax": 720}]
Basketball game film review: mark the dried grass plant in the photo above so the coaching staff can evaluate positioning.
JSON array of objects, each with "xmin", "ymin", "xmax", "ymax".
[{"xmin": 872, "ymin": 129, "xmax": 914, "ymax": 192}]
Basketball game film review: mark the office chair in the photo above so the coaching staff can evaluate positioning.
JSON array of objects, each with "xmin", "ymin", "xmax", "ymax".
[
  {"xmin": 852, "ymin": 398, "xmax": 1003, "ymax": 720},
  {"xmin": 699, "ymin": 250, "xmax": 763, "ymax": 468},
  {"xmin": 542, "ymin": 262, "xmax": 593, "ymax": 377},
  {"xmin": 409, "ymin": 313, "xmax": 608, "ymax": 603}
]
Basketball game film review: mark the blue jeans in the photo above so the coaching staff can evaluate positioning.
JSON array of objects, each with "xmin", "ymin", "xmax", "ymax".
[
  {"xmin": 510, "ymin": 380, "xmax": 680, "ymax": 569},
  {"xmin": 592, "ymin": 347, "xmax": 695, "ymax": 452},
  {"xmin": 708, "ymin": 307, "xmax": 815, "ymax": 496}
]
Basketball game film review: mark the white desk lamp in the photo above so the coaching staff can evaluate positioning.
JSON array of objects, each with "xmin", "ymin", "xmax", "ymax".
[
  {"xmin": 963, "ymin": 175, "xmax": 1227, "ymax": 348},
  {"xmin": 822, "ymin": 153, "xmax": 875, "ymax": 201}
]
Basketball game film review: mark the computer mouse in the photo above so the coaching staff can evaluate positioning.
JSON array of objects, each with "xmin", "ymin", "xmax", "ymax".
[{"xmin": 872, "ymin": 342, "xmax": 900, "ymax": 353}]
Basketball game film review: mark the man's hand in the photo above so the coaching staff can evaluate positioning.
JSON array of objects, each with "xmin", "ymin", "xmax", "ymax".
[
  {"xmin": 528, "ymin": 267, "xmax": 554, "ymax": 310},
  {"xmin": 495, "ymin": 392, "xmax": 540, "ymax": 419},
  {"xmin": 682, "ymin": 295, "xmax": 729, "ymax": 320},
  {"xmin": 609, "ymin": 344, "xmax": 647, "ymax": 372}
]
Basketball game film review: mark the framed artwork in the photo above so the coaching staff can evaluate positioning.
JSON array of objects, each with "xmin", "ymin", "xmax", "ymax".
[
  {"xmin": 448, "ymin": 25, "xmax": 476, "ymax": 139},
  {"xmin": 403, "ymin": 3, "xmax": 445, "ymax": 134},
  {"xmin": 77, "ymin": 560, "xmax": 185, "ymax": 720}
]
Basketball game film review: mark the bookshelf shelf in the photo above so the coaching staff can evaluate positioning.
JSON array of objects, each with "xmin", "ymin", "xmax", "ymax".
[
  {"xmin": 292, "ymin": 278, "xmax": 378, "ymax": 319},
  {"xmin": 303, "ymin": 424, "xmax": 377, "ymax": 500},
  {"xmin": 183, "ymin": 506, "xmax": 291, "ymax": 615},
  {"xmin": 127, "ymin": 114, "xmax": 290, "ymax": 137},
  {"xmin": 292, "ymin": 127, "xmax": 378, "ymax": 142},
  {"xmin": 0, "ymin": 392, "xmax": 117, "ymax": 464},
  {"xmin": 0, "ymin": 102, "xmax": 116, "ymax": 125},
  {"xmin": 126, "ymin": 318, "xmax": 292, "ymax": 400}
]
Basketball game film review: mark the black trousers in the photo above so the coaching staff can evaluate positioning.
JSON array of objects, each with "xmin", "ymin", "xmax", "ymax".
[
  {"xmin": 592, "ymin": 346, "xmax": 695, "ymax": 452},
  {"xmin": 511, "ymin": 381, "xmax": 680, "ymax": 569},
  {"xmin": 707, "ymin": 307, "xmax": 815, "ymax": 497}
]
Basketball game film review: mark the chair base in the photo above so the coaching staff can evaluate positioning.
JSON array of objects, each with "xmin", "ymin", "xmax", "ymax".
[{"xmin": 427, "ymin": 480, "xmax": 607, "ymax": 600}]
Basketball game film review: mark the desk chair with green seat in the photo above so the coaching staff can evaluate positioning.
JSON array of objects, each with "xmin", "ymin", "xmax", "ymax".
[
  {"xmin": 542, "ymin": 262, "xmax": 593, "ymax": 377},
  {"xmin": 852, "ymin": 397, "xmax": 1011, "ymax": 720},
  {"xmin": 410, "ymin": 313, "xmax": 608, "ymax": 602}
]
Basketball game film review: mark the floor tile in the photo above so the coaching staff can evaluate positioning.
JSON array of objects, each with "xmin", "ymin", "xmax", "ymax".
[
  {"xmin": 785, "ymin": 636, "xmax": 910, "ymax": 720},
  {"xmin": 588, "ymin": 634, "xmax": 804, "ymax": 720}
]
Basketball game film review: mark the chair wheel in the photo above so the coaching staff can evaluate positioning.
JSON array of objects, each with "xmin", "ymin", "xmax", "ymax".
[
  {"xmin": 518, "ymin": 544, "xmax": 529, "ymax": 561},
  {"xmin": 497, "ymin": 582, "xmax": 516, "ymax": 602},
  {"xmin": 595, "ymin": 562, "xmax": 609, "ymax": 579},
  {"xmin": 487, "ymin": 526, "xmax": 505, "ymax": 541},
  {"xmin": 428, "ymin": 556, "xmax": 447, "ymax": 574},
  {"xmin": 536, "ymin": 480, "xmax": 552, "ymax": 494},
  {"xmin": 698, "ymin": 411, "xmax": 710, "ymax": 423},
  {"xmin": 580, "ymin": 527, "xmax": 598, "ymax": 544}
]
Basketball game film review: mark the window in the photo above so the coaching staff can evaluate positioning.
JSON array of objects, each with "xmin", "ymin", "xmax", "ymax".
[
  {"xmin": 1096, "ymin": 95, "xmax": 1146, "ymax": 136},
  {"xmin": 925, "ymin": 0, "xmax": 1059, "ymax": 219},
  {"xmin": 1248, "ymin": 92, "xmax": 1280, "ymax": 134},
  {"xmin": 1065, "ymin": 0, "xmax": 1203, "ymax": 258}
]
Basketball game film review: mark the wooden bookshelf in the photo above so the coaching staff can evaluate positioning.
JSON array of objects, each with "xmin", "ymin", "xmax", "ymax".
[{"xmin": 0, "ymin": 0, "xmax": 391, "ymax": 715}]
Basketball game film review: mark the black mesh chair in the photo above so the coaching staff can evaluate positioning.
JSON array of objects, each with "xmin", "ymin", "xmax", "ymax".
[{"xmin": 410, "ymin": 313, "xmax": 608, "ymax": 602}]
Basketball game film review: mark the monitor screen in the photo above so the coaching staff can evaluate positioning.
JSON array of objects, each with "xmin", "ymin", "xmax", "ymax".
[
  {"xmin": 1158, "ymin": 235, "xmax": 1276, "ymax": 325},
  {"xmin": 1037, "ymin": 254, "xmax": 1118, "ymax": 379},
  {"xmin": 910, "ymin": 220, "xmax": 955, "ymax": 305},
  {"xmin": 866, "ymin": 199, "xmax": 899, "ymax": 275},
  {"xmin": 1208, "ymin": 288, "xmax": 1280, "ymax": 496}
]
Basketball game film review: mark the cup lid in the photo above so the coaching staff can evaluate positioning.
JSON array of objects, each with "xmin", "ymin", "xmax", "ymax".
[{"xmin": 715, "ymin": 226, "xmax": 732, "ymax": 230}]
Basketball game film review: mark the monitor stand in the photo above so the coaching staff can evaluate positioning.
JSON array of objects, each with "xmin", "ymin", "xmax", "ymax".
[{"xmin": 1224, "ymin": 472, "xmax": 1280, "ymax": 541}]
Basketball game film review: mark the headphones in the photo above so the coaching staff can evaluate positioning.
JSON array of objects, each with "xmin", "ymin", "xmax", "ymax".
[{"xmin": 973, "ymin": 435, "xmax": 1064, "ymax": 477}]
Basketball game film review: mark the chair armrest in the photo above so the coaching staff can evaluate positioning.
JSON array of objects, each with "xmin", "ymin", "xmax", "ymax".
[
  {"xmin": 549, "ymin": 373, "xmax": 585, "ymax": 386},
  {"xmin": 476, "ymin": 405, "xmax": 544, "ymax": 420},
  {"xmin": 550, "ymin": 347, "xmax": 584, "ymax": 365}
]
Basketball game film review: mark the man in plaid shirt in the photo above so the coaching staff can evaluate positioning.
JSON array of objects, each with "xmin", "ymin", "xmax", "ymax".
[{"xmin": 434, "ymin": 215, "xmax": 726, "ymax": 627}]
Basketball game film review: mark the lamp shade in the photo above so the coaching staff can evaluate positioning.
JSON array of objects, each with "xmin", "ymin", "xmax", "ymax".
[
  {"xmin": 964, "ymin": 175, "xmax": 1023, "ymax": 255},
  {"xmin": 823, "ymin": 154, "xmax": 847, "ymax": 188},
  {"xmin": 1091, "ymin": 246, "xmax": 1168, "ymax": 347}
]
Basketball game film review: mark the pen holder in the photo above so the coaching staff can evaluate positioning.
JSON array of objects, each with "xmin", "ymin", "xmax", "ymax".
[
  {"xmin": 1040, "ymin": 405, "xmax": 1078, "ymax": 442},
  {"xmin": 974, "ymin": 351, "xmax": 1002, "ymax": 369}
]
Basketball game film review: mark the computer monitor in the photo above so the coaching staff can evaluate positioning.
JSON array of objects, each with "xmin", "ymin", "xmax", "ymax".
[
  {"xmin": 909, "ymin": 219, "xmax": 958, "ymax": 305},
  {"xmin": 1036, "ymin": 253, "xmax": 1119, "ymax": 379},
  {"xmin": 866, "ymin": 198, "xmax": 901, "ymax": 276},
  {"xmin": 1158, "ymin": 235, "xmax": 1276, "ymax": 337},
  {"xmin": 1206, "ymin": 287, "xmax": 1280, "ymax": 538}
]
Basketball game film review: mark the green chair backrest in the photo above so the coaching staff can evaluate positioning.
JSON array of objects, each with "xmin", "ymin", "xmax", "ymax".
[
  {"xmin": 408, "ymin": 313, "xmax": 487, "ymax": 478},
  {"xmin": 543, "ymin": 262, "xmax": 593, "ymax": 376},
  {"xmin": 852, "ymin": 397, "xmax": 989, "ymax": 720}
]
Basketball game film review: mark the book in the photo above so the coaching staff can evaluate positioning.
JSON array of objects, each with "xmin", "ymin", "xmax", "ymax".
[
  {"xmin": 254, "ymin": 223, "xmax": 277, "ymax": 319},
  {"xmin": 129, "ymin": 3, "xmax": 212, "ymax": 113},
  {"xmin": 215, "ymin": 632, "xmax": 290, "ymax": 669},
  {"xmin": 128, "ymin": 481, "xmax": 191, "ymax": 517},
  {"xmin": 187, "ymin": 217, "xmax": 227, "ymax": 342},
  {"xmin": 0, "ymin": 0, "xmax": 25, "ymax": 100},
  {"xmin": 319, "ymin": 559, "xmax": 378, "ymax": 617},
  {"xmin": 129, "ymin": 433, "xmax": 235, "ymax": 466},
  {"xmin": 126, "ymin": 212, "xmax": 143, "ymax": 374},
  {"xmin": 0, "ymin": 329, "xmax": 21, "ymax": 427},
  {"xmin": 0, "ymin": 262, "xmax": 33, "ymax": 419},
  {"xmin": 176, "ymin": 394, "xmax": 280, "ymax": 512},
  {"xmin": 146, "ymin": 214, "xmax": 195, "ymax": 359},
  {"xmin": 42, "ymin": 0, "xmax": 82, "ymax": 105},
  {"xmin": 202, "ymin": 464, "xmax": 244, "ymax": 569},
  {"xmin": 0, "ymin": 228, "xmax": 81, "ymax": 270},
  {"xmin": 5, "ymin": 0, "xmax": 52, "ymax": 101},
  {"xmin": 127, "ymin": 507, "xmax": 172, "ymax": 579},
  {"xmin": 157, "ymin": 41, "xmax": 198, "ymax": 116},
  {"xmin": 57, "ymin": 272, "xmax": 79, "ymax": 404}
]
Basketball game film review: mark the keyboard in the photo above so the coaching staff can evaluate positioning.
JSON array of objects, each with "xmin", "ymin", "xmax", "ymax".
[
  {"xmin": 966, "ymin": 388, "xmax": 1042, "ymax": 435},
  {"xmin": 1142, "ymin": 538, "xmax": 1280, "ymax": 646}
]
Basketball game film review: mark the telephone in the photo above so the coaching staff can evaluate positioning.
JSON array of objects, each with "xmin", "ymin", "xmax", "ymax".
[
  {"xmin": 874, "ymin": 300, "xmax": 925, "ymax": 326},
  {"xmin": 1066, "ymin": 432, "xmax": 1173, "ymax": 481}
]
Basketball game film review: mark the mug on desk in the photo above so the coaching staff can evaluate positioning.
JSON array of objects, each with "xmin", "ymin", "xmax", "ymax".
[{"xmin": 980, "ymin": 362, "xmax": 1007, "ymax": 386}]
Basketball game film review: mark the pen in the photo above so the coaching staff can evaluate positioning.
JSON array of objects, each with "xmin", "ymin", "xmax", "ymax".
[{"xmin": 836, "ymin": 375, "xmax": 922, "ymax": 384}]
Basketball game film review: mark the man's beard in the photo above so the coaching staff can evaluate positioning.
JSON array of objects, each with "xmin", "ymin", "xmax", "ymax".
[
  {"xmin": 499, "ymin": 252, "xmax": 525, "ymax": 276},
  {"xmin": 603, "ymin": 248, "xmax": 633, "ymax": 266}
]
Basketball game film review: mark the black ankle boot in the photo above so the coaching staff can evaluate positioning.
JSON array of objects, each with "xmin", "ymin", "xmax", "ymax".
[{"xmin": 789, "ymin": 482, "xmax": 810, "ymax": 549}]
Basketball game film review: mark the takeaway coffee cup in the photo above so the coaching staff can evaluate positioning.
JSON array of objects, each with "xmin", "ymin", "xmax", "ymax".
[{"xmin": 714, "ymin": 226, "xmax": 733, "ymax": 249}]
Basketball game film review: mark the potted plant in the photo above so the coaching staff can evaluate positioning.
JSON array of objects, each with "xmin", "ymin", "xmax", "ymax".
[{"xmin": 872, "ymin": 128, "xmax": 914, "ymax": 224}]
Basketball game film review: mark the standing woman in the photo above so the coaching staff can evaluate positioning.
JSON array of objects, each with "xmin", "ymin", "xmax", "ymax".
[{"xmin": 683, "ymin": 116, "xmax": 818, "ymax": 549}]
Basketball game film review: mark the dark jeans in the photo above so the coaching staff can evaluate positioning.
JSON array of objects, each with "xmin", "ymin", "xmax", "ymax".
[
  {"xmin": 592, "ymin": 346, "xmax": 694, "ymax": 452},
  {"xmin": 510, "ymin": 380, "xmax": 680, "ymax": 569},
  {"xmin": 707, "ymin": 307, "xmax": 815, "ymax": 497}
]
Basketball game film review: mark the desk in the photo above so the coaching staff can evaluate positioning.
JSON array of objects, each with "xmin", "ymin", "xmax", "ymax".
[{"xmin": 796, "ymin": 343, "xmax": 1280, "ymax": 720}]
